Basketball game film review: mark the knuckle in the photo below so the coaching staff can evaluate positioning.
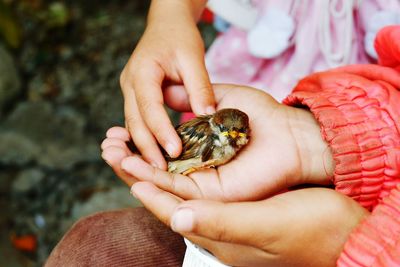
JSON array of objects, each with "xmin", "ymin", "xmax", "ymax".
[
  {"xmin": 196, "ymin": 83, "xmax": 212, "ymax": 94},
  {"xmin": 188, "ymin": 83, "xmax": 213, "ymax": 101},
  {"xmin": 212, "ymin": 211, "xmax": 232, "ymax": 242},
  {"xmin": 119, "ymin": 70, "xmax": 126, "ymax": 89},
  {"xmin": 150, "ymin": 165, "xmax": 159, "ymax": 182},
  {"xmin": 131, "ymin": 65, "xmax": 149, "ymax": 81},
  {"xmin": 138, "ymin": 98, "xmax": 154, "ymax": 114},
  {"xmin": 120, "ymin": 60, "xmax": 146, "ymax": 91},
  {"xmin": 215, "ymin": 224, "xmax": 231, "ymax": 243},
  {"xmin": 128, "ymin": 130, "xmax": 160, "ymax": 160},
  {"xmin": 187, "ymin": 177, "xmax": 205, "ymax": 199},
  {"xmin": 128, "ymin": 128, "xmax": 149, "ymax": 148},
  {"xmin": 125, "ymin": 114, "xmax": 140, "ymax": 131},
  {"xmin": 168, "ymin": 173, "xmax": 180, "ymax": 192},
  {"xmin": 150, "ymin": 123, "xmax": 166, "ymax": 138},
  {"xmin": 148, "ymin": 127, "xmax": 169, "ymax": 147},
  {"xmin": 137, "ymin": 104, "xmax": 165, "ymax": 133}
]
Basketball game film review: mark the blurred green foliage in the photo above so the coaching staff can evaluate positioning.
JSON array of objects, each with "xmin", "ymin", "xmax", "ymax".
[
  {"xmin": 0, "ymin": 0, "xmax": 72, "ymax": 48},
  {"xmin": 0, "ymin": 0, "xmax": 21, "ymax": 48},
  {"xmin": 44, "ymin": 2, "xmax": 69, "ymax": 27}
]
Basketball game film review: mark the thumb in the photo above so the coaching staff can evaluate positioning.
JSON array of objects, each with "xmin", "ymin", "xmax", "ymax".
[
  {"xmin": 171, "ymin": 199, "xmax": 285, "ymax": 247},
  {"xmin": 179, "ymin": 58, "xmax": 215, "ymax": 115}
]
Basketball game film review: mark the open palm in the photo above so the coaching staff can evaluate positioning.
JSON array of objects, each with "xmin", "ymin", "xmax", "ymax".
[{"xmin": 101, "ymin": 84, "xmax": 333, "ymax": 201}]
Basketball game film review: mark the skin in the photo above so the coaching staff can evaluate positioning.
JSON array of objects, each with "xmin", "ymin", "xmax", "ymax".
[
  {"xmin": 102, "ymin": 84, "xmax": 334, "ymax": 201},
  {"xmin": 102, "ymin": 84, "xmax": 370, "ymax": 266},
  {"xmin": 120, "ymin": 0, "xmax": 211, "ymax": 170},
  {"xmin": 131, "ymin": 182, "xmax": 369, "ymax": 267}
]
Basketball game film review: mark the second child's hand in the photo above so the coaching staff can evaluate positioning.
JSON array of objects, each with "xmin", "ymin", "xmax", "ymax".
[
  {"xmin": 120, "ymin": 0, "xmax": 214, "ymax": 170},
  {"xmin": 131, "ymin": 182, "xmax": 369, "ymax": 267}
]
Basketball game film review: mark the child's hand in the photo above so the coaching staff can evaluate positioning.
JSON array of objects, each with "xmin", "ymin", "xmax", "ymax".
[
  {"xmin": 102, "ymin": 84, "xmax": 334, "ymax": 201},
  {"xmin": 120, "ymin": 0, "xmax": 214, "ymax": 170},
  {"xmin": 132, "ymin": 182, "xmax": 369, "ymax": 267}
]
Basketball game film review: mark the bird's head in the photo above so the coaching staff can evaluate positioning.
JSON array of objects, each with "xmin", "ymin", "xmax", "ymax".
[{"xmin": 212, "ymin": 108, "xmax": 250, "ymax": 147}]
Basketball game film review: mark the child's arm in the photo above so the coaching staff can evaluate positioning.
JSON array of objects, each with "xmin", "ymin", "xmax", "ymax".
[
  {"xmin": 120, "ymin": 0, "xmax": 214, "ymax": 169},
  {"xmin": 284, "ymin": 25, "xmax": 400, "ymax": 264},
  {"xmin": 285, "ymin": 70, "xmax": 400, "ymax": 266}
]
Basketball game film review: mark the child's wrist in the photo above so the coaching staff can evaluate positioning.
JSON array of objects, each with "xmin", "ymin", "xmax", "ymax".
[
  {"xmin": 289, "ymin": 108, "xmax": 334, "ymax": 185},
  {"xmin": 148, "ymin": 0, "xmax": 206, "ymax": 24}
]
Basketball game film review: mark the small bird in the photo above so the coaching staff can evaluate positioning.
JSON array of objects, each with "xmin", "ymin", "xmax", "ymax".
[{"xmin": 167, "ymin": 108, "xmax": 250, "ymax": 175}]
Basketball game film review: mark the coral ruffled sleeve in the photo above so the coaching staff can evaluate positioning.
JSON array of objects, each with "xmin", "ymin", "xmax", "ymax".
[
  {"xmin": 283, "ymin": 26, "xmax": 400, "ymax": 266},
  {"xmin": 375, "ymin": 25, "xmax": 400, "ymax": 72}
]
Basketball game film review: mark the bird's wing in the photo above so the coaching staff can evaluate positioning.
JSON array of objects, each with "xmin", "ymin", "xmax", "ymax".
[{"xmin": 168, "ymin": 115, "xmax": 216, "ymax": 162}]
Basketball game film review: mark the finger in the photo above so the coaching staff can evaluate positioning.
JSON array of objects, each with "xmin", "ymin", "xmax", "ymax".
[
  {"xmin": 121, "ymin": 156, "xmax": 204, "ymax": 199},
  {"xmin": 131, "ymin": 181, "xmax": 278, "ymax": 265},
  {"xmin": 164, "ymin": 85, "xmax": 192, "ymax": 112},
  {"xmin": 130, "ymin": 181, "xmax": 183, "ymax": 226},
  {"xmin": 179, "ymin": 58, "xmax": 215, "ymax": 115},
  {"xmin": 130, "ymin": 182, "xmax": 278, "ymax": 266},
  {"xmin": 100, "ymin": 138, "xmax": 132, "ymax": 156},
  {"xmin": 164, "ymin": 84, "xmax": 255, "ymax": 112},
  {"xmin": 101, "ymin": 146, "xmax": 137, "ymax": 186},
  {"xmin": 105, "ymin": 126, "xmax": 130, "ymax": 141},
  {"xmin": 170, "ymin": 199, "xmax": 284, "ymax": 247},
  {"xmin": 133, "ymin": 180, "xmax": 281, "ymax": 247},
  {"xmin": 123, "ymin": 88, "xmax": 167, "ymax": 170},
  {"xmin": 132, "ymin": 68, "xmax": 182, "ymax": 158}
]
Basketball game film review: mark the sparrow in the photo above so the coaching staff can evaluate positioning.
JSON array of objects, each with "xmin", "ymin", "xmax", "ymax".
[{"xmin": 167, "ymin": 108, "xmax": 250, "ymax": 175}]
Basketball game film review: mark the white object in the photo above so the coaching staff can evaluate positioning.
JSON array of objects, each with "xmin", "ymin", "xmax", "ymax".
[
  {"xmin": 364, "ymin": 11, "xmax": 400, "ymax": 59},
  {"xmin": 247, "ymin": 8, "xmax": 295, "ymax": 58},
  {"xmin": 318, "ymin": 0, "xmax": 355, "ymax": 67},
  {"xmin": 182, "ymin": 238, "xmax": 230, "ymax": 267},
  {"xmin": 207, "ymin": 0, "xmax": 258, "ymax": 30}
]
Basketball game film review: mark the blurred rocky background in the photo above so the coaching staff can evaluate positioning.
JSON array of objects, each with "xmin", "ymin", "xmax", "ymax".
[{"xmin": 0, "ymin": 1, "xmax": 216, "ymax": 266}]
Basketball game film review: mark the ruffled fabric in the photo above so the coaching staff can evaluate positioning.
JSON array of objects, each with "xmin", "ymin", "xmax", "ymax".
[
  {"xmin": 284, "ymin": 69, "xmax": 400, "ymax": 210},
  {"xmin": 337, "ymin": 185, "xmax": 400, "ymax": 266}
]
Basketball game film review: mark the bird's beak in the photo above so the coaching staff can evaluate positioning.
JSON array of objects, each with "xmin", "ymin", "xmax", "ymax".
[
  {"xmin": 222, "ymin": 131, "xmax": 246, "ymax": 139},
  {"xmin": 228, "ymin": 130, "xmax": 238, "ymax": 139}
]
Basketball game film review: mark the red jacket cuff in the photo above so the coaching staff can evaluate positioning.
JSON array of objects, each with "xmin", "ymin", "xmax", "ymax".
[
  {"xmin": 337, "ymin": 186, "xmax": 400, "ymax": 267},
  {"xmin": 283, "ymin": 71, "xmax": 400, "ymax": 210}
]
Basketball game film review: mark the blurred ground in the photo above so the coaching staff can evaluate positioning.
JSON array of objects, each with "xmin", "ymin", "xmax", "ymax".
[{"xmin": 0, "ymin": 1, "xmax": 216, "ymax": 266}]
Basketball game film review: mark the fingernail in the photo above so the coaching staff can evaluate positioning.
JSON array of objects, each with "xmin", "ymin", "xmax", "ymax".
[
  {"xmin": 205, "ymin": 106, "xmax": 215, "ymax": 115},
  {"xmin": 171, "ymin": 208, "xmax": 194, "ymax": 232},
  {"xmin": 130, "ymin": 184, "xmax": 138, "ymax": 198},
  {"xmin": 166, "ymin": 142, "xmax": 177, "ymax": 157},
  {"xmin": 101, "ymin": 153, "xmax": 111, "ymax": 166},
  {"xmin": 120, "ymin": 159, "xmax": 130, "ymax": 172}
]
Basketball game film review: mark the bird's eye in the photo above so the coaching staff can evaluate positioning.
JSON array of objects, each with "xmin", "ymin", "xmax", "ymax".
[
  {"xmin": 219, "ymin": 125, "xmax": 227, "ymax": 131},
  {"xmin": 239, "ymin": 127, "xmax": 246, "ymax": 133}
]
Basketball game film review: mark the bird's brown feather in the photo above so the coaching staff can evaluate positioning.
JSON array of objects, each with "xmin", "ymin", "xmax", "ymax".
[
  {"xmin": 166, "ymin": 115, "xmax": 216, "ymax": 162},
  {"xmin": 126, "ymin": 109, "xmax": 250, "ymax": 175}
]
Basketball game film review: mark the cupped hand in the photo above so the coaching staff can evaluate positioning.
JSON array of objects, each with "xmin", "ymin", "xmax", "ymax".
[
  {"xmin": 120, "ymin": 0, "xmax": 215, "ymax": 170},
  {"xmin": 131, "ymin": 182, "xmax": 369, "ymax": 267},
  {"xmin": 102, "ymin": 84, "xmax": 334, "ymax": 201}
]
